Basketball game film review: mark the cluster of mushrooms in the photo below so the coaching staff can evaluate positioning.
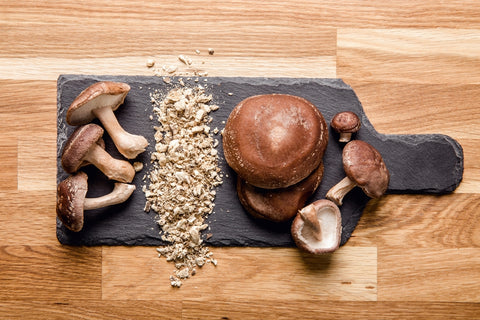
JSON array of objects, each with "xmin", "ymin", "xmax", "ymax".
[
  {"xmin": 57, "ymin": 81, "xmax": 148, "ymax": 232},
  {"xmin": 223, "ymin": 95, "xmax": 389, "ymax": 254}
]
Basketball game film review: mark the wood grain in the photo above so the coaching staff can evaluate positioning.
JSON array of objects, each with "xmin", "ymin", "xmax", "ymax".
[
  {"xmin": 378, "ymin": 247, "xmax": 480, "ymax": 302},
  {"xmin": 1, "ymin": 0, "xmax": 479, "ymax": 318},
  {"xmin": 0, "ymin": 245, "xmax": 101, "ymax": 300},
  {"xmin": 102, "ymin": 247, "xmax": 377, "ymax": 301}
]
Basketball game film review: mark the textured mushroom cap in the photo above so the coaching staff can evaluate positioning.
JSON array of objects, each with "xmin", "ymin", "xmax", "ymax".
[
  {"xmin": 61, "ymin": 123, "xmax": 104, "ymax": 173},
  {"xmin": 56, "ymin": 172, "xmax": 88, "ymax": 232},
  {"xmin": 237, "ymin": 162, "xmax": 324, "ymax": 222},
  {"xmin": 291, "ymin": 199, "xmax": 342, "ymax": 254},
  {"xmin": 343, "ymin": 140, "xmax": 389, "ymax": 198},
  {"xmin": 223, "ymin": 94, "xmax": 328, "ymax": 189},
  {"xmin": 331, "ymin": 111, "xmax": 361, "ymax": 134},
  {"xmin": 66, "ymin": 81, "xmax": 131, "ymax": 126}
]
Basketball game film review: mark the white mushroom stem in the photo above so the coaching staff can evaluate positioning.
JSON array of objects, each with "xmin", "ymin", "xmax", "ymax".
[
  {"xmin": 93, "ymin": 106, "xmax": 149, "ymax": 159},
  {"xmin": 299, "ymin": 205, "xmax": 322, "ymax": 241},
  {"xmin": 84, "ymin": 183, "xmax": 136, "ymax": 210},
  {"xmin": 338, "ymin": 132, "xmax": 352, "ymax": 143},
  {"xmin": 84, "ymin": 143, "xmax": 135, "ymax": 183},
  {"xmin": 325, "ymin": 176, "xmax": 357, "ymax": 206}
]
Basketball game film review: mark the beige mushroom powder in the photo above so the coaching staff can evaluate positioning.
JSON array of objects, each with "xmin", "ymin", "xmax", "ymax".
[{"xmin": 143, "ymin": 84, "xmax": 222, "ymax": 287}]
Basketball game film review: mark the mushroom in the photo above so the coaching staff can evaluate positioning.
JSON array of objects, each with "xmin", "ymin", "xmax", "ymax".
[
  {"xmin": 61, "ymin": 123, "xmax": 135, "ymax": 183},
  {"xmin": 326, "ymin": 140, "xmax": 389, "ymax": 206},
  {"xmin": 223, "ymin": 94, "xmax": 328, "ymax": 189},
  {"xmin": 330, "ymin": 111, "xmax": 361, "ymax": 142},
  {"xmin": 56, "ymin": 172, "xmax": 136, "ymax": 232},
  {"xmin": 237, "ymin": 162, "xmax": 324, "ymax": 222},
  {"xmin": 291, "ymin": 199, "xmax": 342, "ymax": 254},
  {"xmin": 66, "ymin": 81, "xmax": 148, "ymax": 159}
]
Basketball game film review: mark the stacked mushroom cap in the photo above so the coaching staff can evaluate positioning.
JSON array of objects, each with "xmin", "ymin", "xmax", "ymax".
[{"xmin": 223, "ymin": 94, "xmax": 329, "ymax": 221}]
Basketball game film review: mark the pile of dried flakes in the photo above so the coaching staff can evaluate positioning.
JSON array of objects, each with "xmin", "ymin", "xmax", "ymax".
[{"xmin": 143, "ymin": 84, "xmax": 222, "ymax": 287}]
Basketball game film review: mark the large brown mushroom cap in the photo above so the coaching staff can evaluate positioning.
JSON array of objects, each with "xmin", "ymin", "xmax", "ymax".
[
  {"xmin": 56, "ymin": 172, "xmax": 88, "ymax": 232},
  {"xmin": 237, "ymin": 162, "xmax": 324, "ymax": 222},
  {"xmin": 61, "ymin": 123, "xmax": 104, "ymax": 173},
  {"xmin": 343, "ymin": 140, "xmax": 389, "ymax": 198},
  {"xmin": 223, "ymin": 94, "xmax": 328, "ymax": 189},
  {"xmin": 66, "ymin": 81, "xmax": 130, "ymax": 126}
]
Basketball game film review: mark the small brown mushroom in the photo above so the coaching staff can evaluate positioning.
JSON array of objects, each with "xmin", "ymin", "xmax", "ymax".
[
  {"xmin": 56, "ymin": 172, "xmax": 136, "ymax": 232},
  {"xmin": 326, "ymin": 140, "xmax": 389, "ymax": 206},
  {"xmin": 291, "ymin": 199, "xmax": 342, "ymax": 254},
  {"xmin": 61, "ymin": 123, "xmax": 135, "ymax": 183},
  {"xmin": 66, "ymin": 81, "xmax": 148, "ymax": 159},
  {"xmin": 331, "ymin": 111, "xmax": 361, "ymax": 142},
  {"xmin": 236, "ymin": 162, "xmax": 324, "ymax": 222}
]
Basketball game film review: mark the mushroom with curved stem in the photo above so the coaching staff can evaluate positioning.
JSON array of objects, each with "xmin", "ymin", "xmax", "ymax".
[
  {"xmin": 56, "ymin": 172, "xmax": 136, "ymax": 232},
  {"xmin": 291, "ymin": 199, "xmax": 342, "ymax": 254},
  {"xmin": 330, "ymin": 111, "xmax": 361, "ymax": 143},
  {"xmin": 66, "ymin": 81, "xmax": 149, "ymax": 159},
  {"xmin": 61, "ymin": 123, "xmax": 135, "ymax": 183},
  {"xmin": 326, "ymin": 140, "xmax": 389, "ymax": 206}
]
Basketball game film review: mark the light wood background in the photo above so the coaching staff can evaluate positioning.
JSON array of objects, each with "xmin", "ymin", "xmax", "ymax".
[{"xmin": 1, "ymin": 1, "xmax": 480, "ymax": 319}]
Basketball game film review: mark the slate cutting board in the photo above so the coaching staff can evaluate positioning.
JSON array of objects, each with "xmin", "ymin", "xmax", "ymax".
[{"xmin": 56, "ymin": 75, "xmax": 464, "ymax": 247}]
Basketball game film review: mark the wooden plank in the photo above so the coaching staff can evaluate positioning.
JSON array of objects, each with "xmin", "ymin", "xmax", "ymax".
[
  {"xmin": 0, "ymin": 80, "xmax": 56, "ymax": 115},
  {"xmin": 378, "ymin": 247, "xmax": 480, "ymax": 302},
  {"xmin": 102, "ymin": 246, "xmax": 377, "ymax": 301},
  {"xmin": 348, "ymin": 194, "xmax": 480, "ymax": 248},
  {"xmin": 1, "ymin": 1, "xmax": 479, "ymax": 36},
  {"xmin": 0, "ymin": 138, "xmax": 17, "ymax": 191},
  {"xmin": 337, "ymin": 29, "xmax": 480, "ymax": 84},
  {"xmin": 17, "ymin": 133, "xmax": 57, "ymax": 191},
  {"xmin": 182, "ymin": 300, "xmax": 480, "ymax": 320},
  {"xmin": 0, "ymin": 245, "xmax": 102, "ymax": 300},
  {"xmin": 0, "ymin": 191, "xmax": 57, "ymax": 245},
  {"xmin": 0, "ymin": 56, "xmax": 336, "ymax": 80},
  {"xmin": 0, "ymin": 300, "xmax": 181, "ymax": 320}
]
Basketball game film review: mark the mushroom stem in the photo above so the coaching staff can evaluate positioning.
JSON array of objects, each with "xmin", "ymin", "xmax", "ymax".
[
  {"xmin": 339, "ymin": 132, "xmax": 352, "ymax": 143},
  {"xmin": 84, "ymin": 143, "xmax": 135, "ymax": 183},
  {"xmin": 325, "ymin": 176, "xmax": 357, "ymax": 206},
  {"xmin": 299, "ymin": 205, "xmax": 322, "ymax": 242},
  {"xmin": 84, "ymin": 183, "xmax": 136, "ymax": 210},
  {"xmin": 93, "ymin": 106, "xmax": 148, "ymax": 159}
]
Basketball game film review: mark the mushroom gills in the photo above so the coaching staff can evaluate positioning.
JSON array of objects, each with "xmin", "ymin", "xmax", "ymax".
[
  {"xmin": 68, "ymin": 94, "xmax": 123, "ymax": 125},
  {"xmin": 299, "ymin": 205, "xmax": 341, "ymax": 250}
]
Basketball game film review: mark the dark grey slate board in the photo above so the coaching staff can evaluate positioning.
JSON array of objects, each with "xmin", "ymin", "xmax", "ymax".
[{"xmin": 56, "ymin": 75, "xmax": 464, "ymax": 247}]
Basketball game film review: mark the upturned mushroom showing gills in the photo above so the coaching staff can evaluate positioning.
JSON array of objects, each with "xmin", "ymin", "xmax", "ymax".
[
  {"xmin": 61, "ymin": 123, "xmax": 135, "ymax": 183},
  {"xmin": 330, "ymin": 111, "xmax": 361, "ymax": 143},
  {"xmin": 326, "ymin": 140, "xmax": 389, "ymax": 206},
  {"xmin": 291, "ymin": 199, "xmax": 342, "ymax": 254},
  {"xmin": 66, "ymin": 81, "xmax": 148, "ymax": 159},
  {"xmin": 56, "ymin": 172, "xmax": 136, "ymax": 232}
]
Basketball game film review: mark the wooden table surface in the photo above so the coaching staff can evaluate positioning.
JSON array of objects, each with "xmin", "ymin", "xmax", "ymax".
[{"xmin": 1, "ymin": 1, "xmax": 480, "ymax": 319}]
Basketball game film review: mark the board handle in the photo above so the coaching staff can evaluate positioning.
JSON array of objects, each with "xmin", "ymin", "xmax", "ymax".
[{"xmin": 365, "ymin": 133, "xmax": 464, "ymax": 194}]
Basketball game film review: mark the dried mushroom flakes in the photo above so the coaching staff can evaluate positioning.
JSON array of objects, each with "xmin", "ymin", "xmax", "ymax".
[{"xmin": 144, "ymin": 85, "xmax": 222, "ymax": 287}]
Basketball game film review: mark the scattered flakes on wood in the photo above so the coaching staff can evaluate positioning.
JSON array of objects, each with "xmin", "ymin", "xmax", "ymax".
[
  {"xmin": 145, "ymin": 85, "xmax": 222, "ymax": 288},
  {"xmin": 146, "ymin": 58, "xmax": 155, "ymax": 68},
  {"xmin": 178, "ymin": 54, "xmax": 193, "ymax": 65}
]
